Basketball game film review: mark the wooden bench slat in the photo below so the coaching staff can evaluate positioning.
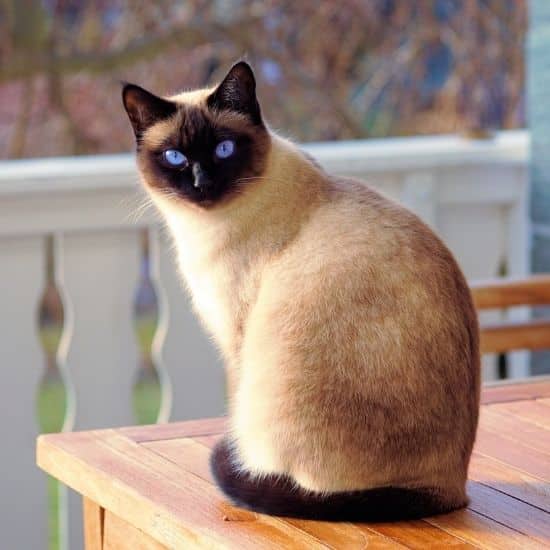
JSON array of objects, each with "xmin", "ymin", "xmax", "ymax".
[
  {"xmin": 479, "ymin": 319, "xmax": 550, "ymax": 353},
  {"xmin": 471, "ymin": 275, "xmax": 550, "ymax": 309}
]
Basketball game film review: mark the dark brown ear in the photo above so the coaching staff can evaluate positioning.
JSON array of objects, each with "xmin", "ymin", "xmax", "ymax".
[
  {"xmin": 207, "ymin": 61, "xmax": 262, "ymax": 125},
  {"xmin": 122, "ymin": 83, "xmax": 177, "ymax": 138}
]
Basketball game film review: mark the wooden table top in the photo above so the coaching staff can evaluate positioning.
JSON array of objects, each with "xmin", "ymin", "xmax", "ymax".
[{"xmin": 37, "ymin": 379, "xmax": 550, "ymax": 549}]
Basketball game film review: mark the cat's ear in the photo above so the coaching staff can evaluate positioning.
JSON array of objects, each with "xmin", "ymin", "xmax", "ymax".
[
  {"xmin": 207, "ymin": 61, "xmax": 262, "ymax": 125},
  {"xmin": 122, "ymin": 83, "xmax": 177, "ymax": 138}
]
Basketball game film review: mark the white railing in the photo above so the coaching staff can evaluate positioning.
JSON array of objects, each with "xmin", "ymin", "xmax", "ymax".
[{"xmin": 0, "ymin": 130, "xmax": 530, "ymax": 549}]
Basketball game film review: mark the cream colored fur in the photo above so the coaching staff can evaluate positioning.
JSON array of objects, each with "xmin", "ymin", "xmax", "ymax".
[{"xmin": 141, "ymin": 88, "xmax": 479, "ymax": 505}]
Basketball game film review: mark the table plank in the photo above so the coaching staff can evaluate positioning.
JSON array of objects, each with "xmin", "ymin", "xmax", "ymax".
[
  {"xmin": 479, "ymin": 407, "xmax": 550, "ymax": 454},
  {"xmin": 103, "ymin": 510, "xmax": 166, "ymax": 550},
  {"xmin": 83, "ymin": 497, "xmax": 104, "ymax": 550},
  {"xmin": 466, "ymin": 481, "xmax": 550, "ymax": 546},
  {"xmin": 469, "ymin": 453, "xmax": 550, "ymax": 512},
  {"xmin": 119, "ymin": 417, "xmax": 226, "ymax": 443},
  {"xmin": 285, "ymin": 519, "xmax": 410, "ymax": 549},
  {"xmin": 426, "ymin": 509, "xmax": 546, "ymax": 550},
  {"xmin": 491, "ymin": 400, "xmax": 550, "ymax": 430},
  {"xmin": 473, "ymin": 427, "xmax": 550, "ymax": 481},
  {"xmin": 142, "ymin": 438, "xmax": 216, "ymax": 488},
  {"xmin": 38, "ymin": 431, "xmax": 328, "ymax": 549},
  {"xmin": 194, "ymin": 434, "xmax": 222, "ymax": 449},
  {"xmin": 360, "ymin": 520, "xmax": 478, "ymax": 549},
  {"xmin": 480, "ymin": 378, "xmax": 550, "ymax": 405}
]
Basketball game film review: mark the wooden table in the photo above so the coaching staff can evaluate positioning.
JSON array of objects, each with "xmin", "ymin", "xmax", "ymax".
[{"xmin": 37, "ymin": 379, "xmax": 550, "ymax": 549}]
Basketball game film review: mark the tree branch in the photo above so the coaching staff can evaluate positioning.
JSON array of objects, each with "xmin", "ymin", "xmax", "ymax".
[
  {"xmin": 0, "ymin": 18, "xmax": 257, "ymax": 84},
  {"xmin": 7, "ymin": 78, "xmax": 34, "ymax": 158}
]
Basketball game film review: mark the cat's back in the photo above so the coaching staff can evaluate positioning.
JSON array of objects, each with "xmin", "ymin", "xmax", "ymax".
[
  {"xmin": 256, "ymin": 173, "xmax": 479, "ymax": 382},
  {"xmin": 280, "ymin": 174, "xmax": 462, "ymax": 287}
]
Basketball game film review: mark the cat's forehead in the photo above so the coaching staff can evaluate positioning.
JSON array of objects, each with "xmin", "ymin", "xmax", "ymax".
[
  {"xmin": 168, "ymin": 87, "xmax": 213, "ymax": 105},
  {"xmin": 142, "ymin": 92, "xmax": 253, "ymax": 150}
]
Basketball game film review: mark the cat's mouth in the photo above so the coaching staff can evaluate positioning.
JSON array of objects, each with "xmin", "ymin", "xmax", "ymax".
[{"xmin": 152, "ymin": 176, "xmax": 225, "ymax": 208}]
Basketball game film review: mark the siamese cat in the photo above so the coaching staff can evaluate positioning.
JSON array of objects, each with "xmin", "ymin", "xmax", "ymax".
[{"xmin": 122, "ymin": 62, "xmax": 480, "ymax": 521}]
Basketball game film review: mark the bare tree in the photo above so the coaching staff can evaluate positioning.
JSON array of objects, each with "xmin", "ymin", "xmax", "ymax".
[{"xmin": 0, "ymin": 0, "xmax": 526, "ymax": 158}]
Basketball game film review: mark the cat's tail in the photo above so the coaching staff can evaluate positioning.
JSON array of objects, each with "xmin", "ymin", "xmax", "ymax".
[{"xmin": 210, "ymin": 438, "xmax": 465, "ymax": 522}]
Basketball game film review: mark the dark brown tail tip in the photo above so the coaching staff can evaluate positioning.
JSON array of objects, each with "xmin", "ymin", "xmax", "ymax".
[{"xmin": 210, "ymin": 437, "xmax": 463, "ymax": 522}]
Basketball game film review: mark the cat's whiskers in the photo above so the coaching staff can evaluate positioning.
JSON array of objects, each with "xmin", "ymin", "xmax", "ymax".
[
  {"xmin": 157, "ymin": 188, "xmax": 182, "ymax": 202},
  {"xmin": 126, "ymin": 196, "xmax": 156, "ymax": 223},
  {"xmin": 121, "ymin": 182, "xmax": 158, "ymax": 224}
]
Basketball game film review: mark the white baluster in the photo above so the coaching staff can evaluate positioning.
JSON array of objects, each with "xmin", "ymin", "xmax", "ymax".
[
  {"xmin": 145, "ymin": 227, "xmax": 169, "ymax": 423},
  {"xmin": 506, "ymin": 167, "xmax": 530, "ymax": 378},
  {"xmin": 57, "ymin": 229, "xmax": 140, "ymax": 548},
  {"xmin": 0, "ymin": 236, "xmax": 47, "ymax": 549}
]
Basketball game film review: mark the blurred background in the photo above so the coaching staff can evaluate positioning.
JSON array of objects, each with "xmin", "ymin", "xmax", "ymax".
[
  {"xmin": 1, "ymin": 0, "xmax": 525, "ymax": 156},
  {"xmin": 2, "ymin": 1, "xmax": 549, "ymax": 549}
]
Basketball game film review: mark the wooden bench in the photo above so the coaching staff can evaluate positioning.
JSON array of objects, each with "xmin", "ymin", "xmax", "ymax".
[
  {"xmin": 471, "ymin": 274, "xmax": 550, "ymax": 353},
  {"xmin": 37, "ymin": 276, "xmax": 550, "ymax": 548}
]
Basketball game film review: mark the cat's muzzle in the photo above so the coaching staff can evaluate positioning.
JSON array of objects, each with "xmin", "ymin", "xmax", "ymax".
[{"xmin": 192, "ymin": 162, "xmax": 214, "ymax": 189}]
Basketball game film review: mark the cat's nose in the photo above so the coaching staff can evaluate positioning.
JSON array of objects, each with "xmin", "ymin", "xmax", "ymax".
[{"xmin": 192, "ymin": 163, "xmax": 213, "ymax": 189}]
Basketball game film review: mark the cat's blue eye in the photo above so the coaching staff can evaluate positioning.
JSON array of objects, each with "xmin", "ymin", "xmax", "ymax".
[
  {"xmin": 163, "ymin": 149, "xmax": 187, "ymax": 167},
  {"xmin": 215, "ymin": 140, "xmax": 235, "ymax": 159}
]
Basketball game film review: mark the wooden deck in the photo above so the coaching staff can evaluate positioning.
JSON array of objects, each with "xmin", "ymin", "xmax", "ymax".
[{"xmin": 37, "ymin": 379, "xmax": 550, "ymax": 549}]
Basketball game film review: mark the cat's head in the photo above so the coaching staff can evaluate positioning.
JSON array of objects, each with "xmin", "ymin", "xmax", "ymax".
[{"xmin": 122, "ymin": 62, "xmax": 270, "ymax": 208}]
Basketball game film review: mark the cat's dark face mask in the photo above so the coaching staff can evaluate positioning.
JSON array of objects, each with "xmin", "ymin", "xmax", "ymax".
[{"xmin": 122, "ymin": 62, "xmax": 270, "ymax": 207}]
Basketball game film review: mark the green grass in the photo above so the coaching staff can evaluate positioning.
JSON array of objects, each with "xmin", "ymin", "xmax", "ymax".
[
  {"xmin": 39, "ymin": 323, "xmax": 63, "ymax": 357},
  {"xmin": 37, "ymin": 377, "xmax": 67, "ymax": 550},
  {"xmin": 135, "ymin": 314, "xmax": 157, "ymax": 357},
  {"xmin": 37, "ymin": 376, "xmax": 67, "ymax": 434},
  {"xmin": 46, "ymin": 477, "xmax": 63, "ymax": 550},
  {"xmin": 133, "ymin": 374, "xmax": 162, "ymax": 425}
]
